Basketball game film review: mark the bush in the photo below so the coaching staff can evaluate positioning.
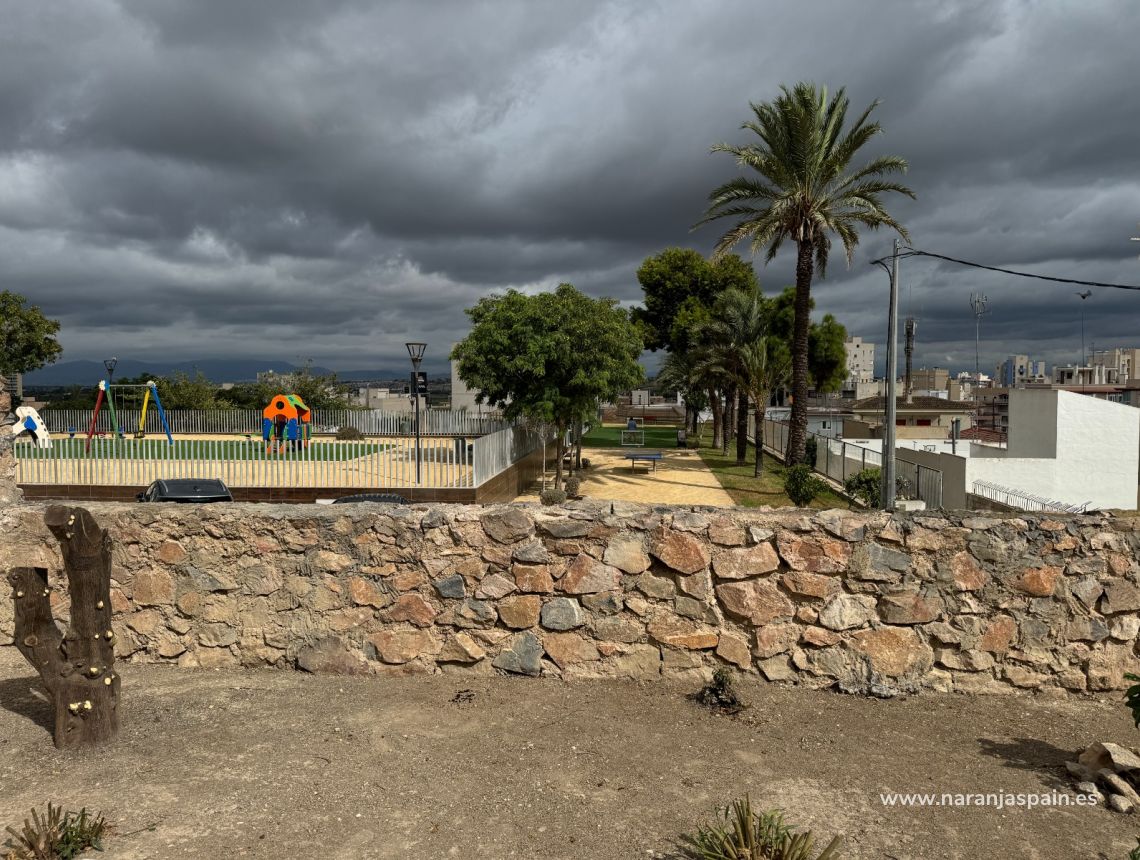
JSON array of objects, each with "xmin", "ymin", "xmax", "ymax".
[
  {"xmin": 784, "ymin": 464, "xmax": 825, "ymax": 507},
  {"xmin": 4, "ymin": 804, "xmax": 107, "ymax": 860},
  {"xmin": 681, "ymin": 796, "xmax": 843, "ymax": 860},
  {"xmin": 540, "ymin": 488, "xmax": 567, "ymax": 506},
  {"xmin": 843, "ymin": 468, "xmax": 881, "ymax": 509},
  {"xmin": 693, "ymin": 666, "xmax": 743, "ymax": 715},
  {"xmin": 335, "ymin": 426, "xmax": 364, "ymax": 440},
  {"xmin": 564, "ymin": 476, "xmax": 581, "ymax": 497},
  {"xmin": 802, "ymin": 436, "xmax": 817, "ymax": 467}
]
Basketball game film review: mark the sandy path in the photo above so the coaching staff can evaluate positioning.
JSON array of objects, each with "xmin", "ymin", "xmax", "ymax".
[{"xmin": 517, "ymin": 447, "xmax": 734, "ymax": 506}]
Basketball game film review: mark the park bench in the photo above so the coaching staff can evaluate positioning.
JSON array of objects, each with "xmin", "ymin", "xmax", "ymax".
[{"xmin": 624, "ymin": 450, "xmax": 662, "ymax": 473}]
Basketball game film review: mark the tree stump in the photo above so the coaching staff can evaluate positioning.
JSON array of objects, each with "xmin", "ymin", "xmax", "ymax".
[{"xmin": 7, "ymin": 506, "xmax": 120, "ymax": 749}]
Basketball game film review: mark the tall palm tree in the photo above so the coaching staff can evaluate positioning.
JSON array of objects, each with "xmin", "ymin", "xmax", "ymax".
[
  {"xmin": 697, "ymin": 82, "xmax": 913, "ymax": 464},
  {"xmin": 698, "ymin": 283, "xmax": 789, "ymax": 474}
]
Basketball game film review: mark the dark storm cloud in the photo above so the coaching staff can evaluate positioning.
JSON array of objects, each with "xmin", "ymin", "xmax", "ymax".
[{"xmin": 1, "ymin": 0, "xmax": 1138, "ymax": 376}]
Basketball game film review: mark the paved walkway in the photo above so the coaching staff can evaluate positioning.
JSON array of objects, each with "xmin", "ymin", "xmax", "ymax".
[{"xmin": 516, "ymin": 447, "xmax": 734, "ymax": 506}]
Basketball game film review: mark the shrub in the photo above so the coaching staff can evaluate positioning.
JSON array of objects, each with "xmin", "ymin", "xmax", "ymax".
[
  {"xmin": 336, "ymin": 426, "xmax": 364, "ymax": 440},
  {"xmin": 802, "ymin": 436, "xmax": 817, "ymax": 467},
  {"xmin": 4, "ymin": 804, "xmax": 107, "ymax": 860},
  {"xmin": 540, "ymin": 488, "xmax": 567, "ymax": 506},
  {"xmin": 1125, "ymin": 673, "xmax": 1140, "ymax": 728},
  {"xmin": 784, "ymin": 464, "xmax": 825, "ymax": 507},
  {"xmin": 681, "ymin": 797, "xmax": 843, "ymax": 860},
  {"xmin": 843, "ymin": 468, "xmax": 881, "ymax": 509},
  {"xmin": 564, "ymin": 476, "xmax": 581, "ymax": 497},
  {"xmin": 693, "ymin": 666, "xmax": 743, "ymax": 715}
]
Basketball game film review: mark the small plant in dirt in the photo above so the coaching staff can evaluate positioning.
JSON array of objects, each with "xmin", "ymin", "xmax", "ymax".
[
  {"xmin": 843, "ymin": 468, "xmax": 881, "ymax": 509},
  {"xmin": 335, "ymin": 426, "xmax": 364, "ymax": 440},
  {"xmin": 784, "ymin": 464, "xmax": 825, "ymax": 507},
  {"xmin": 681, "ymin": 797, "xmax": 843, "ymax": 860},
  {"xmin": 540, "ymin": 487, "xmax": 567, "ymax": 506},
  {"xmin": 4, "ymin": 804, "xmax": 107, "ymax": 860},
  {"xmin": 1130, "ymin": 838, "xmax": 1140, "ymax": 860},
  {"xmin": 693, "ymin": 667, "xmax": 744, "ymax": 715},
  {"xmin": 564, "ymin": 476, "xmax": 582, "ymax": 497}
]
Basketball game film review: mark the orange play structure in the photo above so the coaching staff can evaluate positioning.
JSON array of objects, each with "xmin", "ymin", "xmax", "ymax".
[{"xmin": 262, "ymin": 394, "xmax": 312, "ymax": 453}]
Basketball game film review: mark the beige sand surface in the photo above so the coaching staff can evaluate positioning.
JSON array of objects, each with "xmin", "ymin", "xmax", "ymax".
[{"xmin": 516, "ymin": 447, "xmax": 733, "ymax": 506}]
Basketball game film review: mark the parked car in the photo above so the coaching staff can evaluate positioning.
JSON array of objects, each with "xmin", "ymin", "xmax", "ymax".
[
  {"xmin": 137, "ymin": 478, "xmax": 233, "ymax": 503},
  {"xmin": 331, "ymin": 493, "xmax": 409, "ymax": 505}
]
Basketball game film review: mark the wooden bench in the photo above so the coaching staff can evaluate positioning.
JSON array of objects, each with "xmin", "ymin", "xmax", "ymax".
[{"xmin": 624, "ymin": 450, "xmax": 662, "ymax": 473}]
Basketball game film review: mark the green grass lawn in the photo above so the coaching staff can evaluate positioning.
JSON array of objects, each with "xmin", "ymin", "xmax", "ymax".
[
  {"xmin": 14, "ymin": 437, "xmax": 388, "ymax": 462},
  {"xmin": 581, "ymin": 423, "xmax": 685, "ymax": 449},
  {"xmin": 697, "ymin": 442, "xmax": 848, "ymax": 509}
]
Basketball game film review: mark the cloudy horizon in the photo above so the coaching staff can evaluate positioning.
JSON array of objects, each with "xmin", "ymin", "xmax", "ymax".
[{"xmin": 3, "ymin": 0, "xmax": 1139, "ymax": 379}]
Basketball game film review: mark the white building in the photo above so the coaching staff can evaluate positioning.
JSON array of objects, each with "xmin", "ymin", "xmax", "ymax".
[
  {"xmin": 844, "ymin": 337, "xmax": 875, "ymax": 385},
  {"xmin": 964, "ymin": 389, "xmax": 1139, "ymax": 510},
  {"xmin": 450, "ymin": 359, "xmax": 500, "ymax": 416}
]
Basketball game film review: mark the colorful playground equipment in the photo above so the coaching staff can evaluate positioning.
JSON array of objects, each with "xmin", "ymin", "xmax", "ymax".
[
  {"xmin": 11, "ymin": 406, "xmax": 51, "ymax": 449},
  {"xmin": 262, "ymin": 394, "xmax": 312, "ymax": 454},
  {"xmin": 86, "ymin": 380, "xmax": 174, "ymax": 451}
]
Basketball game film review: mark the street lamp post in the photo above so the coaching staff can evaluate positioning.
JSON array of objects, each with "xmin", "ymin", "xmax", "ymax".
[{"xmin": 405, "ymin": 342, "xmax": 427, "ymax": 484}]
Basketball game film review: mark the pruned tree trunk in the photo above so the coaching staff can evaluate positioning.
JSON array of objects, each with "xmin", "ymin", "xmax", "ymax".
[
  {"xmin": 754, "ymin": 401, "xmax": 767, "ymax": 477},
  {"xmin": 722, "ymin": 385, "xmax": 735, "ymax": 456},
  {"xmin": 735, "ymin": 389, "xmax": 749, "ymax": 466},
  {"xmin": 708, "ymin": 387, "xmax": 722, "ymax": 450},
  {"xmin": 7, "ymin": 506, "xmax": 120, "ymax": 749}
]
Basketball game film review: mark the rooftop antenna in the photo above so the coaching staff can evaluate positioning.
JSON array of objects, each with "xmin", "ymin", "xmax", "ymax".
[
  {"xmin": 904, "ymin": 317, "xmax": 917, "ymax": 403},
  {"xmin": 969, "ymin": 293, "xmax": 989, "ymax": 427}
]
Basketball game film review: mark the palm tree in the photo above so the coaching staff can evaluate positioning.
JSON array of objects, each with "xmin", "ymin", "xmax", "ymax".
[
  {"xmin": 697, "ymin": 82, "xmax": 913, "ymax": 464},
  {"xmin": 698, "ymin": 284, "xmax": 790, "ymax": 474}
]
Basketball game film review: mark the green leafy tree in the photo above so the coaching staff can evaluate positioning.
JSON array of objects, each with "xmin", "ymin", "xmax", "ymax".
[
  {"xmin": 768, "ymin": 287, "xmax": 848, "ymax": 394},
  {"xmin": 0, "ymin": 290, "xmax": 63, "ymax": 401},
  {"xmin": 633, "ymin": 248, "xmax": 757, "ymax": 354},
  {"xmin": 451, "ymin": 283, "xmax": 644, "ymax": 489},
  {"xmin": 698, "ymin": 82, "xmax": 913, "ymax": 464},
  {"xmin": 156, "ymin": 371, "xmax": 219, "ymax": 410}
]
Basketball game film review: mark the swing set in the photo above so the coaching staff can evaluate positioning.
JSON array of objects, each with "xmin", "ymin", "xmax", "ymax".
[{"xmin": 85, "ymin": 380, "xmax": 174, "ymax": 451}]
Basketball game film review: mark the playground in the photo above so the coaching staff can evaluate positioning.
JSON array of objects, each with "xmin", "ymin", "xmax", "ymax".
[{"xmin": 12, "ymin": 384, "xmax": 479, "ymax": 491}]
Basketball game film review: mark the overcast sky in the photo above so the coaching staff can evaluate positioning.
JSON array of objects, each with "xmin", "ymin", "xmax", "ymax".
[{"xmin": 3, "ymin": 0, "xmax": 1139, "ymax": 377}]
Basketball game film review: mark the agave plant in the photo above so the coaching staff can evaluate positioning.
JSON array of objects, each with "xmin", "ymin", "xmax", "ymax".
[{"xmin": 682, "ymin": 797, "xmax": 842, "ymax": 860}]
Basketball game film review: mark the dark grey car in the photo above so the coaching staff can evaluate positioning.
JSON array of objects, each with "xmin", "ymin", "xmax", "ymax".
[{"xmin": 137, "ymin": 478, "xmax": 233, "ymax": 503}]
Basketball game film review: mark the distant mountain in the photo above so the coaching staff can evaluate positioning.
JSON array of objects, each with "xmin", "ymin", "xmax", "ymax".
[{"xmin": 23, "ymin": 359, "xmax": 445, "ymax": 387}]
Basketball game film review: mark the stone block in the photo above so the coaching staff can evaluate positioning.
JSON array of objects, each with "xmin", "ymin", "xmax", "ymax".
[
  {"xmin": 713, "ymin": 543, "xmax": 780, "ymax": 580},
  {"xmin": 716, "ymin": 579, "xmax": 794, "ymax": 626},
  {"xmin": 649, "ymin": 526, "xmax": 710, "ymax": 574}
]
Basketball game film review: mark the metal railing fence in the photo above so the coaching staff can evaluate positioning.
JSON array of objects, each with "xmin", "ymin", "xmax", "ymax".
[
  {"xmin": 971, "ymin": 480, "xmax": 1089, "ymax": 513},
  {"xmin": 38, "ymin": 408, "xmax": 508, "ymax": 438},
  {"xmin": 755, "ymin": 415, "xmax": 943, "ymax": 509}
]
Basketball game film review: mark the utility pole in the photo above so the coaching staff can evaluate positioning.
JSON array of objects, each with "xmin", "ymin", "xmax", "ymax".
[
  {"xmin": 904, "ymin": 317, "xmax": 916, "ymax": 403},
  {"xmin": 882, "ymin": 239, "xmax": 900, "ymax": 510},
  {"xmin": 1076, "ymin": 290, "xmax": 1092, "ymax": 368}
]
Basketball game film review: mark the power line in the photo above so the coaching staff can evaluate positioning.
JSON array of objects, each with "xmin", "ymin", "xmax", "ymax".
[{"xmin": 880, "ymin": 248, "xmax": 1140, "ymax": 292}]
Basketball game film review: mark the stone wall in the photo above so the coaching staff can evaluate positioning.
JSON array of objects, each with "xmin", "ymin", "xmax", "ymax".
[{"xmin": 1, "ymin": 501, "xmax": 1138, "ymax": 695}]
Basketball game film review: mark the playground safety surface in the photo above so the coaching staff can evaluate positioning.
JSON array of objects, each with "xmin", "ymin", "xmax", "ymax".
[{"xmin": 0, "ymin": 647, "xmax": 1131, "ymax": 859}]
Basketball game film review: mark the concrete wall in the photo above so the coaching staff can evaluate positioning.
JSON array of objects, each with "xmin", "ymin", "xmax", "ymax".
[
  {"xmin": 895, "ymin": 448, "xmax": 968, "ymax": 510},
  {"xmin": 3, "ymin": 501, "xmax": 1138, "ymax": 696}
]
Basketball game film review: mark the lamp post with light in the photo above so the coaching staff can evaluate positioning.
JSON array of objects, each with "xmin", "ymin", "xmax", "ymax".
[
  {"xmin": 103, "ymin": 356, "xmax": 118, "ymax": 386},
  {"xmin": 405, "ymin": 342, "xmax": 426, "ymax": 484}
]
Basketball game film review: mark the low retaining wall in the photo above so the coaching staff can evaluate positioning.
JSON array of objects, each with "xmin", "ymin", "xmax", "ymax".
[{"xmin": 1, "ymin": 501, "xmax": 1138, "ymax": 695}]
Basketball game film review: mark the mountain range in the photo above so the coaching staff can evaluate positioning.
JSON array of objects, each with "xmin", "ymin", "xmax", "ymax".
[{"xmin": 22, "ymin": 360, "xmax": 443, "ymax": 387}]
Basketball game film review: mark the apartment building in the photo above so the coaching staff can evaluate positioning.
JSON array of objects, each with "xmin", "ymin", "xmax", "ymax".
[{"xmin": 844, "ymin": 336, "xmax": 875, "ymax": 385}]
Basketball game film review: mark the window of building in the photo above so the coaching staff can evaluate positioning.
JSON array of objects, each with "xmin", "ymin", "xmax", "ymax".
[
  {"xmin": 1108, "ymin": 394, "xmax": 1123, "ymax": 403},
  {"xmin": 916, "ymin": 418, "xmax": 932, "ymax": 426}
]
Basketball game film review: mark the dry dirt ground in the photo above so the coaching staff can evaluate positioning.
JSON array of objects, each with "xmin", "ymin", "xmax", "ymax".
[{"xmin": 0, "ymin": 648, "xmax": 1135, "ymax": 860}]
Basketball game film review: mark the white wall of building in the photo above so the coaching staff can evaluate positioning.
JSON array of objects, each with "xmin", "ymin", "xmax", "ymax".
[
  {"xmin": 844, "ymin": 336, "xmax": 875, "ymax": 385},
  {"xmin": 964, "ymin": 389, "xmax": 1139, "ymax": 510}
]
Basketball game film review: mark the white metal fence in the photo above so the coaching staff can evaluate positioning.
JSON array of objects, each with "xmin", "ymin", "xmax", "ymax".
[
  {"xmin": 471, "ymin": 424, "xmax": 546, "ymax": 486},
  {"xmin": 39, "ymin": 408, "xmax": 508, "ymax": 438},
  {"xmin": 13, "ymin": 436, "xmax": 476, "ymax": 489}
]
